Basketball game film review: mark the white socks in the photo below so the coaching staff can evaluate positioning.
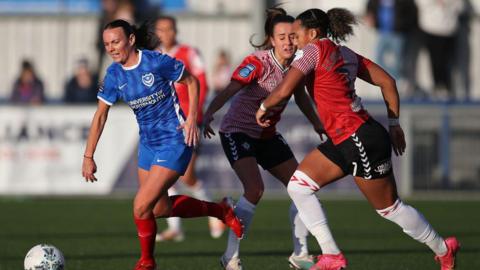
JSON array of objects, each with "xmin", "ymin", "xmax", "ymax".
[
  {"xmin": 287, "ymin": 170, "xmax": 340, "ymax": 255},
  {"xmin": 224, "ymin": 196, "xmax": 256, "ymax": 259},
  {"xmin": 289, "ymin": 203, "xmax": 309, "ymax": 256},
  {"xmin": 223, "ymin": 196, "xmax": 312, "ymax": 259},
  {"xmin": 166, "ymin": 187, "xmax": 181, "ymax": 231},
  {"xmin": 287, "ymin": 170, "xmax": 448, "ymax": 257},
  {"xmin": 377, "ymin": 199, "xmax": 447, "ymax": 256}
]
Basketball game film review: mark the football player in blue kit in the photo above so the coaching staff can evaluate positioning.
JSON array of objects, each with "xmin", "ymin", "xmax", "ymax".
[{"xmin": 81, "ymin": 20, "xmax": 243, "ymax": 270}]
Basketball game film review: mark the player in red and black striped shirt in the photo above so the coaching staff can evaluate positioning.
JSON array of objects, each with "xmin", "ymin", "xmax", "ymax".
[{"xmin": 257, "ymin": 8, "xmax": 459, "ymax": 270}]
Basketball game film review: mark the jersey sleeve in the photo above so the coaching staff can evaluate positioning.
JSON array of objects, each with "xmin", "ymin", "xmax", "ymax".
[
  {"xmin": 356, "ymin": 53, "xmax": 373, "ymax": 74},
  {"xmin": 292, "ymin": 43, "xmax": 320, "ymax": 75},
  {"xmin": 188, "ymin": 48, "xmax": 206, "ymax": 76},
  {"xmin": 157, "ymin": 54, "xmax": 185, "ymax": 82},
  {"xmin": 231, "ymin": 55, "xmax": 263, "ymax": 85},
  {"xmin": 188, "ymin": 48, "xmax": 209, "ymax": 110},
  {"xmin": 97, "ymin": 70, "xmax": 119, "ymax": 106}
]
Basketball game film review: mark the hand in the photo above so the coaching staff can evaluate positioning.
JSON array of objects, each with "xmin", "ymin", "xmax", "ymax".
[
  {"xmin": 314, "ymin": 127, "xmax": 328, "ymax": 144},
  {"xmin": 202, "ymin": 114, "xmax": 215, "ymax": 139},
  {"xmin": 179, "ymin": 118, "xmax": 199, "ymax": 147},
  {"xmin": 82, "ymin": 157, "xmax": 97, "ymax": 182},
  {"xmin": 389, "ymin": 125, "xmax": 406, "ymax": 156},
  {"xmin": 255, "ymin": 108, "xmax": 271, "ymax": 128}
]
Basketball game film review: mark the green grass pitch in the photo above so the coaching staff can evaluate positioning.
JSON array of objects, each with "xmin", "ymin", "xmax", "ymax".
[{"xmin": 1, "ymin": 198, "xmax": 478, "ymax": 269}]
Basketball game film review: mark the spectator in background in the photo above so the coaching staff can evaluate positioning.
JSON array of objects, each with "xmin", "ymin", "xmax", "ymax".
[
  {"xmin": 133, "ymin": 0, "xmax": 161, "ymax": 23},
  {"xmin": 365, "ymin": 0, "xmax": 417, "ymax": 83},
  {"xmin": 10, "ymin": 60, "xmax": 45, "ymax": 105},
  {"xmin": 64, "ymin": 58, "xmax": 99, "ymax": 104},
  {"xmin": 453, "ymin": 0, "xmax": 473, "ymax": 102},
  {"xmin": 115, "ymin": 0, "xmax": 135, "ymax": 24},
  {"xmin": 96, "ymin": 0, "xmax": 135, "ymax": 76},
  {"xmin": 96, "ymin": 0, "xmax": 119, "ymax": 74},
  {"xmin": 212, "ymin": 49, "xmax": 232, "ymax": 95},
  {"xmin": 415, "ymin": 0, "xmax": 464, "ymax": 101}
]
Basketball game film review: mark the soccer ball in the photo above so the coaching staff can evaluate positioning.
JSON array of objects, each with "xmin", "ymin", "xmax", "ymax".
[{"xmin": 24, "ymin": 244, "xmax": 65, "ymax": 270}]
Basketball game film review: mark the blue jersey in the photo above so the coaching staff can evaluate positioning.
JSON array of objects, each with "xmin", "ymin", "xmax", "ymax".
[{"xmin": 98, "ymin": 50, "xmax": 186, "ymax": 147}]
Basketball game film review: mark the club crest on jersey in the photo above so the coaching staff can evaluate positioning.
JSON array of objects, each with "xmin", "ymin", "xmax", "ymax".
[
  {"xmin": 239, "ymin": 64, "xmax": 256, "ymax": 78},
  {"xmin": 142, "ymin": 73, "xmax": 154, "ymax": 87}
]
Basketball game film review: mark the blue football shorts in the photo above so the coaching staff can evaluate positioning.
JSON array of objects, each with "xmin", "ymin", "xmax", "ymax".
[{"xmin": 137, "ymin": 142, "xmax": 193, "ymax": 175}]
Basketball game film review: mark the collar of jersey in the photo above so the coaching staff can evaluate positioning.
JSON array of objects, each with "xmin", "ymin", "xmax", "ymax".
[
  {"xmin": 269, "ymin": 49, "xmax": 289, "ymax": 73},
  {"xmin": 122, "ymin": 50, "xmax": 142, "ymax": 70}
]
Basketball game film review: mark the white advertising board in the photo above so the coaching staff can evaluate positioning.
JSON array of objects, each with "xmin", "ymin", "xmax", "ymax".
[{"xmin": 0, "ymin": 106, "xmax": 138, "ymax": 195}]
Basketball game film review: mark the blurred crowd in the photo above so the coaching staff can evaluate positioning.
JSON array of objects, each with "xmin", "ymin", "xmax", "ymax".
[
  {"xmin": 365, "ymin": 0, "xmax": 473, "ymax": 102},
  {"xmin": 8, "ymin": 0, "xmax": 475, "ymax": 105}
]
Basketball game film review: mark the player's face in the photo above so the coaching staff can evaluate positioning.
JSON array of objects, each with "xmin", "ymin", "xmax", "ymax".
[
  {"xmin": 292, "ymin": 20, "xmax": 311, "ymax": 49},
  {"xmin": 155, "ymin": 19, "xmax": 176, "ymax": 48},
  {"xmin": 103, "ymin": 27, "xmax": 135, "ymax": 64},
  {"xmin": 270, "ymin": 22, "xmax": 296, "ymax": 60}
]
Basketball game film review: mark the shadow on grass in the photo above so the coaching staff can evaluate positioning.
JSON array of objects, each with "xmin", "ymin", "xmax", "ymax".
[
  {"xmin": 2, "ymin": 247, "xmax": 479, "ymax": 261},
  {"xmin": 3, "ymin": 229, "xmax": 479, "ymax": 242},
  {"xmin": 0, "ymin": 231, "xmax": 135, "ymax": 240}
]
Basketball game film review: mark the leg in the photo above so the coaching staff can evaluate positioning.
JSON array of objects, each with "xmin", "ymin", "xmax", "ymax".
[
  {"xmin": 223, "ymin": 157, "xmax": 264, "ymax": 262},
  {"xmin": 288, "ymin": 149, "xmax": 345, "ymax": 254},
  {"xmin": 181, "ymin": 152, "xmax": 226, "ymax": 238},
  {"xmin": 133, "ymin": 166, "xmax": 180, "ymax": 268},
  {"xmin": 269, "ymin": 159, "xmax": 308, "ymax": 254},
  {"xmin": 287, "ymin": 149, "xmax": 348, "ymax": 269},
  {"xmin": 155, "ymin": 186, "xmax": 184, "ymax": 242},
  {"xmin": 354, "ymin": 173, "xmax": 454, "ymax": 258},
  {"xmin": 179, "ymin": 152, "xmax": 199, "ymax": 187},
  {"xmin": 134, "ymin": 166, "xmax": 180, "ymax": 220},
  {"xmin": 268, "ymin": 158, "xmax": 315, "ymax": 268}
]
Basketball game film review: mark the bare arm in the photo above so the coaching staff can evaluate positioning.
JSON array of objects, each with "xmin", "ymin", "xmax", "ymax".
[
  {"xmin": 256, "ymin": 67, "xmax": 305, "ymax": 127},
  {"xmin": 358, "ymin": 61, "xmax": 399, "ymax": 119},
  {"xmin": 177, "ymin": 69, "xmax": 200, "ymax": 146},
  {"xmin": 203, "ymin": 80, "xmax": 244, "ymax": 138},
  {"xmin": 358, "ymin": 62, "xmax": 406, "ymax": 155},
  {"xmin": 82, "ymin": 101, "xmax": 111, "ymax": 182}
]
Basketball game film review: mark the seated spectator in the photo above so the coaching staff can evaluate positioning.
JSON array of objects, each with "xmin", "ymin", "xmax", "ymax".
[
  {"xmin": 10, "ymin": 60, "xmax": 45, "ymax": 105},
  {"xmin": 64, "ymin": 58, "xmax": 99, "ymax": 104}
]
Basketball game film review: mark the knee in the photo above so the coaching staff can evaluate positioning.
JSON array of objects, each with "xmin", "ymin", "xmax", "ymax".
[
  {"xmin": 243, "ymin": 184, "xmax": 264, "ymax": 204},
  {"xmin": 376, "ymin": 199, "xmax": 404, "ymax": 219},
  {"xmin": 133, "ymin": 199, "xmax": 155, "ymax": 219},
  {"xmin": 287, "ymin": 170, "xmax": 320, "ymax": 197}
]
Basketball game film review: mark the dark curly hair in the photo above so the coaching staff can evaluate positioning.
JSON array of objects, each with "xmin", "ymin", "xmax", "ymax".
[{"xmin": 296, "ymin": 8, "xmax": 357, "ymax": 43}]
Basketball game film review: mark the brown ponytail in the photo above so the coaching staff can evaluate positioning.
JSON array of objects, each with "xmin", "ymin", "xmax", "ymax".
[{"xmin": 250, "ymin": 7, "xmax": 294, "ymax": 50}]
